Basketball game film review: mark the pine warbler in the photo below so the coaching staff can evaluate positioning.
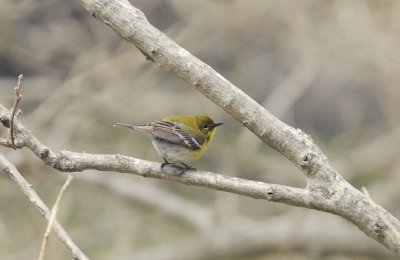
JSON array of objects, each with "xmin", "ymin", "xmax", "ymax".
[{"xmin": 113, "ymin": 115, "xmax": 223, "ymax": 169}]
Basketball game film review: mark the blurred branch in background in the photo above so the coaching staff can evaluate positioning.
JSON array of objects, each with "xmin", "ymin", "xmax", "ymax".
[
  {"xmin": 236, "ymin": 56, "xmax": 319, "ymax": 156},
  {"xmin": 125, "ymin": 211, "xmax": 393, "ymax": 260},
  {"xmin": 38, "ymin": 175, "xmax": 74, "ymax": 260},
  {"xmin": 0, "ymin": 154, "xmax": 87, "ymax": 260},
  {"xmin": 77, "ymin": 172, "xmax": 214, "ymax": 231}
]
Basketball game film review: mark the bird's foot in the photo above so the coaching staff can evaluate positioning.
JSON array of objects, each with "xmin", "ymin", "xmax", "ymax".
[
  {"xmin": 160, "ymin": 158, "xmax": 196, "ymax": 175},
  {"xmin": 179, "ymin": 162, "xmax": 197, "ymax": 171}
]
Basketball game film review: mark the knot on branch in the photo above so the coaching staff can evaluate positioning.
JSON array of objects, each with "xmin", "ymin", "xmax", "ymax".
[
  {"xmin": 266, "ymin": 188, "xmax": 274, "ymax": 201},
  {"xmin": 300, "ymin": 153, "xmax": 321, "ymax": 175},
  {"xmin": 1, "ymin": 117, "xmax": 11, "ymax": 128},
  {"xmin": 40, "ymin": 149, "xmax": 50, "ymax": 159},
  {"xmin": 300, "ymin": 152, "xmax": 333, "ymax": 180},
  {"xmin": 138, "ymin": 47, "xmax": 154, "ymax": 62},
  {"xmin": 374, "ymin": 221, "xmax": 387, "ymax": 240}
]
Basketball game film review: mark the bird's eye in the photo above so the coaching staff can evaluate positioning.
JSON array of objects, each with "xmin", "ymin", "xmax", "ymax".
[{"xmin": 203, "ymin": 125, "xmax": 209, "ymax": 129}]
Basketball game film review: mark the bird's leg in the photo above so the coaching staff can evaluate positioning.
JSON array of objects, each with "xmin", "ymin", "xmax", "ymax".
[
  {"xmin": 161, "ymin": 158, "xmax": 195, "ymax": 173},
  {"xmin": 160, "ymin": 158, "xmax": 186, "ymax": 176},
  {"xmin": 179, "ymin": 162, "xmax": 197, "ymax": 171},
  {"xmin": 161, "ymin": 157, "xmax": 171, "ymax": 168}
]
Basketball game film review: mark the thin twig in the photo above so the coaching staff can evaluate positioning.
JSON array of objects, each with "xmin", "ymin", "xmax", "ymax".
[
  {"xmin": 38, "ymin": 175, "xmax": 74, "ymax": 260},
  {"xmin": 8, "ymin": 74, "xmax": 23, "ymax": 148}
]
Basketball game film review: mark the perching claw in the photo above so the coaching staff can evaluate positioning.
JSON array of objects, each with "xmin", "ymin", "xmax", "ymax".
[
  {"xmin": 179, "ymin": 162, "xmax": 197, "ymax": 171},
  {"xmin": 161, "ymin": 157, "xmax": 171, "ymax": 168}
]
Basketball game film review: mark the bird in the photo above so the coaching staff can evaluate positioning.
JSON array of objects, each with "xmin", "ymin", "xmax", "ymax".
[{"xmin": 113, "ymin": 114, "xmax": 223, "ymax": 170}]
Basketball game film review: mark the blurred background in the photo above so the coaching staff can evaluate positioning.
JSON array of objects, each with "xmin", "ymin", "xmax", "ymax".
[{"xmin": 1, "ymin": 0, "xmax": 400, "ymax": 259}]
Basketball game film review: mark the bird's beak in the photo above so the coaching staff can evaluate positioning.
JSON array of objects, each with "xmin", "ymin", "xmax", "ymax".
[{"xmin": 210, "ymin": 122, "xmax": 224, "ymax": 129}]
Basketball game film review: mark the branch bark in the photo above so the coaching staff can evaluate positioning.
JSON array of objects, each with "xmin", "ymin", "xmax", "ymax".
[{"xmin": 1, "ymin": 0, "xmax": 399, "ymax": 256}]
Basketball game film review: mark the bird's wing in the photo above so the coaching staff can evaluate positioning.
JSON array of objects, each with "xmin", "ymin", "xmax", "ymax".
[{"xmin": 152, "ymin": 120, "xmax": 204, "ymax": 149}]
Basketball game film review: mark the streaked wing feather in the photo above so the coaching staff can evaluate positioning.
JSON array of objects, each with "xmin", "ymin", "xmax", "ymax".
[{"xmin": 153, "ymin": 121, "xmax": 203, "ymax": 149}]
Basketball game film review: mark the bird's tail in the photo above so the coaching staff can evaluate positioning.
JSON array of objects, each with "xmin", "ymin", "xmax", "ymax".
[{"xmin": 112, "ymin": 123, "xmax": 137, "ymax": 129}]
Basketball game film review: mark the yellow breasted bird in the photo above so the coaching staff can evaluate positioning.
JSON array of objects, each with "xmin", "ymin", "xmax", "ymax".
[{"xmin": 113, "ymin": 115, "xmax": 223, "ymax": 169}]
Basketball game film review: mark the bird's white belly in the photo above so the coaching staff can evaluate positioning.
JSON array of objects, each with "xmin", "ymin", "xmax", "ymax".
[{"xmin": 152, "ymin": 139, "xmax": 198, "ymax": 164}]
